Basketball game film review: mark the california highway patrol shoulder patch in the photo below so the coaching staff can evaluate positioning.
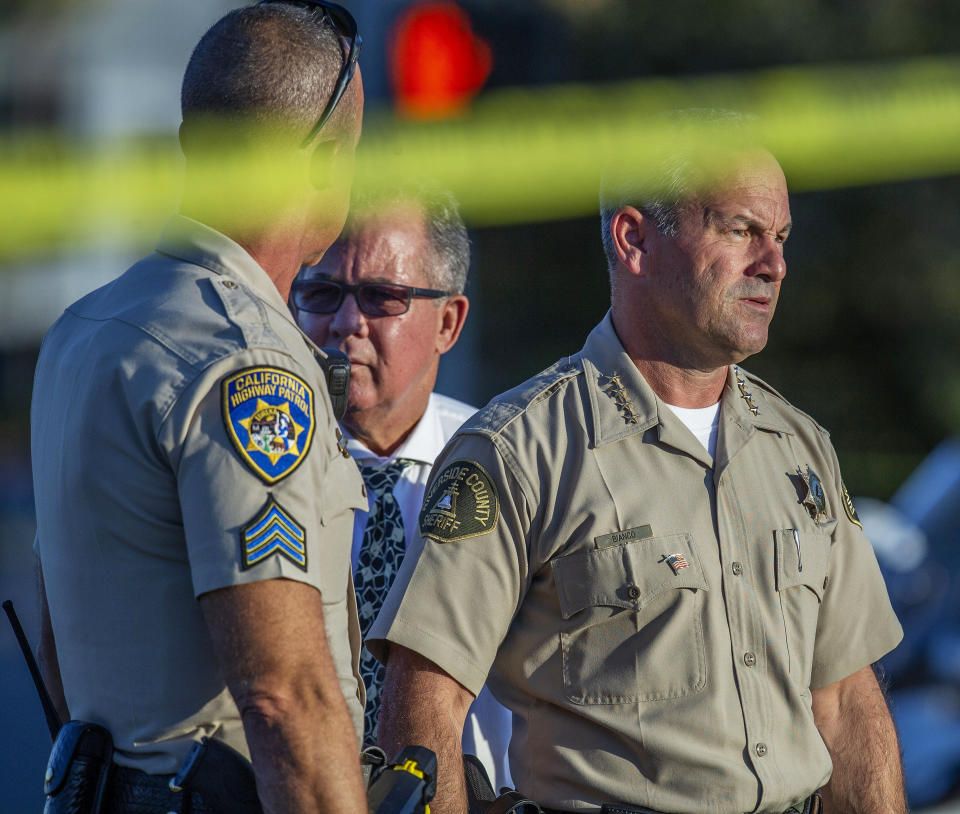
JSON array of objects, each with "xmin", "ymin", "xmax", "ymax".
[
  {"xmin": 419, "ymin": 460, "xmax": 499, "ymax": 543},
  {"xmin": 223, "ymin": 366, "xmax": 315, "ymax": 484},
  {"xmin": 841, "ymin": 481, "xmax": 863, "ymax": 529},
  {"xmin": 241, "ymin": 496, "xmax": 307, "ymax": 571}
]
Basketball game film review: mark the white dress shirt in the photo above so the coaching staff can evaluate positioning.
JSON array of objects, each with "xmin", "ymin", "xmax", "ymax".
[{"xmin": 345, "ymin": 392, "xmax": 514, "ymax": 791}]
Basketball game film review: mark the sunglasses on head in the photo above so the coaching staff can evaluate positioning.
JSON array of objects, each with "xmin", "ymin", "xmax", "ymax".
[
  {"xmin": 292, "ymin": 278, "xmax": 451, "ymax": 317},
  {"xmin": 256, "ymin": 0, "xmax": 362, "ymax": 148}
]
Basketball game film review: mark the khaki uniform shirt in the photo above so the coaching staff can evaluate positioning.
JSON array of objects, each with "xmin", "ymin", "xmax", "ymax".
[
  {"xmin": 368, "ymin": 313, "xmax": 902, "ymax": 813},
  {"xmin": 32, "ymin": 216, "xmax": 366, "ymax": 774}
]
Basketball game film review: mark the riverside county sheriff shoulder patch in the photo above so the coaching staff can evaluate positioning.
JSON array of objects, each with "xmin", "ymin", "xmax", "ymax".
[
  {"xmin": 419, "ymin": 460, "xmax": 499, "ymax": 543},
  {"xmin": 223, "ymin": 366, "xmax": 315, "ymax": 484}
]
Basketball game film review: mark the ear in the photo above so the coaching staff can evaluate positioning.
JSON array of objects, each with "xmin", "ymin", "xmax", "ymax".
[
  {"xmin": 610, "ymin": 206, "xmax": 652, "ymax": 277},
  {"xmin": 436, "ymin": 295, "xmax": 469, "ymax": 355}
]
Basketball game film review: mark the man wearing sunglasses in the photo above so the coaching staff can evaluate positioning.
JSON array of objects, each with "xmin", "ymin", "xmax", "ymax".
[
  {"xmin": 292, "ymin": 189, "xmax": 512, "ymax": 790},
  {"xmin": 31, "ymin": 3, "xmax": 368, "ymax": 813}
]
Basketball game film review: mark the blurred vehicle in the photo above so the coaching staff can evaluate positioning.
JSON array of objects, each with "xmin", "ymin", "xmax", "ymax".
[{"xmin": 859, "ymin": 438, "xmax": 960, "ymax": 808}]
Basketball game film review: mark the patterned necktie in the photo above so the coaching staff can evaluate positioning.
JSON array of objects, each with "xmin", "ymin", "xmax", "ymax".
[{"xmin": 355, "ymin": 457, "xmax": 413, "ymax": 745}]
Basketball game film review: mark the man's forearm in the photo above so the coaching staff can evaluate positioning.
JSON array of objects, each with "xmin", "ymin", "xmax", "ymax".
[
  {"xmin": 379, "ymin": 646, "xmax": 473, "ymax": 814},
  {"xmin": 241, "ymin": 687, "xmax": 365, "ymax": 814},
  {"xmin": 200, "ymin": 580, "xmax": 367, "ymax": 814},
  {"xmin": 813, "ymin": 665, "xmax": 906, "ymax": 814}
]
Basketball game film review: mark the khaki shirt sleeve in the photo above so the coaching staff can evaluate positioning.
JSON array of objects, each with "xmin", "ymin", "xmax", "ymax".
[
  {"xmin": 367, "ymin": 432, "xmax": 533, "ymax": 696},
  {"xmin": 810, "ymin": 439, "xmax": 903, "ymax": 689},
  {"xmin": 160, "ymin": 347, "xmax": 363, "ymax": 600}
]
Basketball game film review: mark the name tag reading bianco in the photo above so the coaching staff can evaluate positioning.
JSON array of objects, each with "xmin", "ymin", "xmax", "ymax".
[{"xmin": 594, "ymin": 524, "xmax": 654, "ymax": 548}]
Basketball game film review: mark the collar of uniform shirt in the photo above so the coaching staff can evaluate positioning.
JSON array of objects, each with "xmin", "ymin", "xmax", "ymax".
[
  {"xmin": 581, "ymin": 312, "xmax": 661, "ymax": 447},
  {"xmin": 157, "ymin": 214, "xmax": 293, "ymax": 318},
  {"xmin": 582, "ymin": 312, "xmax": 792, "ymax": 447},
  {"xmin": 722, "ymin": 366, "xmax": 794, "ymax": 437}
]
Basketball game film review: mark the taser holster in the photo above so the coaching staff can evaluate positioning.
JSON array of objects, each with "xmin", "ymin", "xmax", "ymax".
[
  {"xmin": 367, "ymin": 745, "xmax": 438, "ymax": 814},
  {"xmin": 43, "ymin": 720, "xmax": 113, "ymax": 814},
  {"xmin": 463, "ymin": 753, "xmax": 542, "ymax": 814}
]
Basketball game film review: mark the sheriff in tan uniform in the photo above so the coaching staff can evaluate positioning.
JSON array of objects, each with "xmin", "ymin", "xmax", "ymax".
[
  {"xmin": 32, "ymin": 215, "xmax": 366, "ymax": 773},
  {"xmin": 370, "ymin": 123, "xmax": 906, "ymax": 814},
  {"xmin": 371, "ymin": 313, "xmax": 900, "ymax": 811}
]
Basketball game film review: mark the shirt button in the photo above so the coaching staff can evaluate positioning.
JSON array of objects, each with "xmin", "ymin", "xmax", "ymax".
[
  {"xmin": 626, "ymin": 584, "xmax": 641, "ymax": 600},
  {"xmin": 221, "ymin": 279, "xmax": 237, "ymax": 289},
  {"xmin": 743, "ymin": 651, "xmax": 757, "ymax": 667},
  {"xmin": 756, "ymin": 742, "xmax": 768, "ymax": 757},
  {"xmin": 732, "ymin": 562, "xmax": 743, "ymax": 576}
]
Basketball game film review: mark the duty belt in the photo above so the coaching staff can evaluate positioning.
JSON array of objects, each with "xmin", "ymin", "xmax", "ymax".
[
  {"xmin": 102, "ymin": 737, "xmax": 263, "ymax": 814},
  {"xmin": 542, "ymin": 791, "xmax": 822, "ymax": 814},
  {"xmin": 106, "ymin": 766, "xmax": 216, "ymax": 814}
]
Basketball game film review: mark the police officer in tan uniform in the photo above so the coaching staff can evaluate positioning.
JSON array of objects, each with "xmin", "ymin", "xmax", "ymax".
[
  {"xmin": 32, "ymin": 3, "xmax": 368, "ymax": 812},
  {"xmin": 369, "ymin": 115, "xmax": 906, "ymax": 814}
]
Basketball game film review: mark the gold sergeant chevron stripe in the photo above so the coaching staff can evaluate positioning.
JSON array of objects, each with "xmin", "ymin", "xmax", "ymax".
[
  {"xmin": 2, "ymin": 54, "xmax": 960, "ymax": 261},
  {"xmin": 242, "ymin": 498, "xmax": 307, "ymax": 571}
]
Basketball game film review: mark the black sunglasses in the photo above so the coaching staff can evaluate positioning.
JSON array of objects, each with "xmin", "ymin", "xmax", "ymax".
[
  {"xmin": 257, "ymin": 0, "xmax": 362, "ymax": 148},
  {"xmin": 292, "ymin": 279, "xmax": 451, "ymax": 316}
]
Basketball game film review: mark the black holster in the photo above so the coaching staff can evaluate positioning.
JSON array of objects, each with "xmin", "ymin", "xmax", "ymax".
[
  {"xmin": 43, "ymin": 720, "xmax": 114, "ymax": 814},
  {"xmin": 463, "ymin": 753, "xmax": 541, "ymax": 814},
  {"xmin": 367, "ymin": 745, "xmax": 438, "ymax": 814}
]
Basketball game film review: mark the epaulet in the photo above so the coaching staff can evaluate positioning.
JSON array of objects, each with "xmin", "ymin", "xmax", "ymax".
[
  {"xmin": 463, "ymin": 356, "xmax": 583, "ymax": 436},
  {"xmin": 740, "ymin": 367, "xmax": 831, "ymax": 437}
]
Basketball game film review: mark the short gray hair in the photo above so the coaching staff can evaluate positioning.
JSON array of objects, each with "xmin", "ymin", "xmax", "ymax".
[
  {"xmin": 181, "ymin": 4, "xmax": 354, "ymax": 145},
  {"xmin": 351, "ymin": 186, "xmax": 470, "ymax": 295},
  {"xmin": 599, "ymin": 109, "xmax": 757, "ymax": 275},
  {"xmin": 419, "ymin": 188, "xmax": 470, "ymax": 295}
]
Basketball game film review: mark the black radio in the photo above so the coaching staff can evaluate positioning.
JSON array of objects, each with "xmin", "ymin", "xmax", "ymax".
[{"xmin": 317, "ymin": 346, "xmax": 351, "ymax": 420}]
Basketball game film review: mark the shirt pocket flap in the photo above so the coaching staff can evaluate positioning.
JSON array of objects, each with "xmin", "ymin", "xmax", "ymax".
[
  {"xmin": 553, "ymin": 532, "xmax": 708, "ymax": 620},
  {"xmin": 775, "ymin": 528, "xmax": 831, "ymax": 599}
]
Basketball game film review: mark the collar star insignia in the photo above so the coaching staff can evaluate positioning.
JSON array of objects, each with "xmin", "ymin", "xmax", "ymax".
[
  {"xmin": 734, "ymin": 367, "xmax": 760, "ymax": 416},
  {"xmin": 600, "ymin": 372, "xmax": 640, "ymax": 425}
]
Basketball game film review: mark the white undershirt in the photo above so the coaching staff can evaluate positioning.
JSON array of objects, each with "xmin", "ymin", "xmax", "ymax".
[{"xmin": 663, "ymin": 400, "xmax": 722, "ymax": 458}]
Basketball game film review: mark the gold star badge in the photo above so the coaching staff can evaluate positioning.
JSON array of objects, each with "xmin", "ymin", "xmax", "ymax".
[{"xmin": 238, "ymin": 399, "xmax": 303, "ymax": 465}]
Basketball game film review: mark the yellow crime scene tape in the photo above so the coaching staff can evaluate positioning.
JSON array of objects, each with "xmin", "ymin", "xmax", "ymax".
[{"xmin": 2, "ymin": 54, "xmax": 960, "ymax": 263}]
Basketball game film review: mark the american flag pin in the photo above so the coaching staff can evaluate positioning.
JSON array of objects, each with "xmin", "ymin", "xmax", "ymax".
[{"xmin": 663, "ymin": 553, "xmax": 690, "ymax": 575}]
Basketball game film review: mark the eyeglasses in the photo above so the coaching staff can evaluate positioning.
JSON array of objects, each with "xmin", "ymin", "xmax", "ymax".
[
  {"xmin": 292, "ymin": 279, "xmax": 451, "ymax": 316},
  {"xmin": 257, "ymin": 0, "xmax": 363, "ymax": 148}
]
